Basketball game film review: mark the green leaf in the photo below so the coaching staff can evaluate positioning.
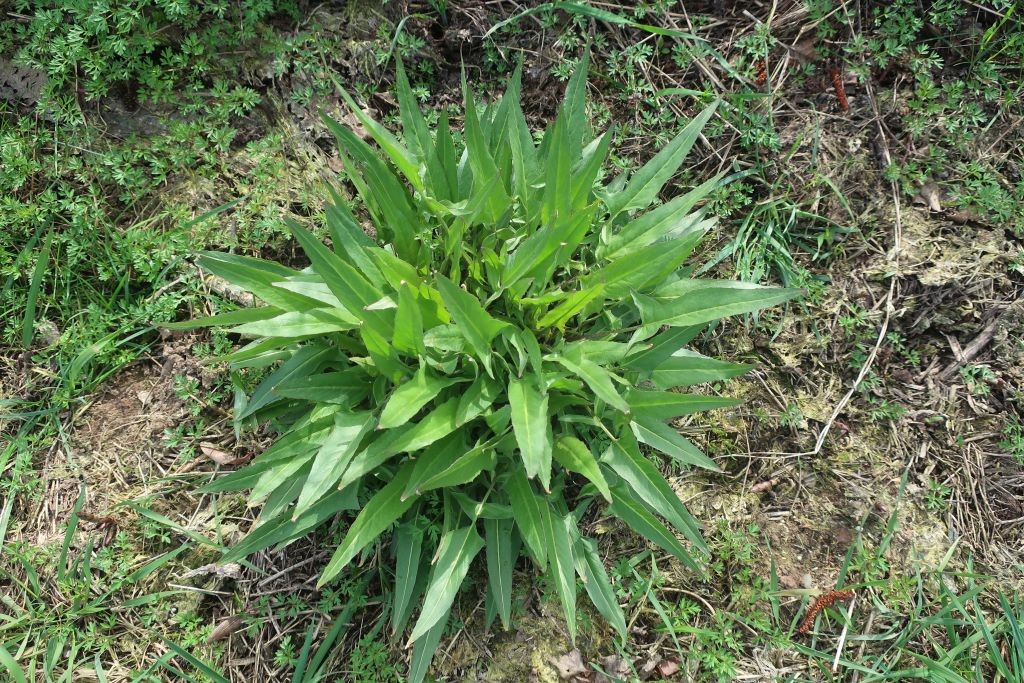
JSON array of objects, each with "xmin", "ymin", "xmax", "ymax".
[
  {"xmin": 607, "ymin": 481, "xmax": 699, "ymax": 571},
  {"xmin": 561, "ymin": 48, "xmax": 591, "ymax": 160},
  {"xmin": 507, "ymin": 466, "xmax": 549, "ymax": 569},
  {"xmin": 553, "ymin": 436, "xmax": 611, "ymax": 502},
  {"xmin": 393, "ymin": 283, "xmax": 426, "ymax": 356},
  {"xmin": 322, "ymin": 115, "xmax": 419, "ymax": 260},
  {"xmin": 633, "ymin": 280, "xmax": 801, "ymax": 330},
  {"xmin": 408, "ymin": 607, "xmax": 450, "ymax": 683},
  {"xmin": 461, "ymin": 71, "xmax": 512, "ymax": 223},
  {"xmin": 601, "ymin": 433, "xmax": 705, "ymax": 552},
  {"xmin": 508, "ymin": 376, "xmax": 553, "ymax": 491},
  {"xmin": 338, "ymin": 87, "xmax": 422, "ymax": 193},
  {"xmin": 485, "ymin": 517, "xmax": 515, "ymax": 629},
  {"xmin": 623, "ymin": 326, "xmax": 703, "ymax": 372},
  {"xmin": 319, "ymin": 461, "xmax": 418, "ymax": 585},
  {"xmin": 404, "ymin": 441, "xmax": 496, "ymax": 499},
  {"xmin": 455, "ymin": 375, "xmax": 502, "ymax": 426},
  {"xmin": 228, "ymin": 309, "xmax": 357, "ymax": 338},
  {"xmin": 379, "ymin": 366, "xmax": 460, "ymax": 430},
  {"xmin": 294, "ymin": 411, "xmax": 374, "ymax": 517},
  {"xmin": 325, "ymin": 192, "xmax": 386, "ymax": 288},
  {"xmin": 502, "ymin": 207, "xmax": 595, "ymax": 290},
  {"xmin": 395, "ymin": 57, "xmax": 432, "ymax": 158},
  {"xmin": 240, "ymin": 344, "xmax": 334, "ymax": 419},
  {"xmin": 570, "ymin": 129, "xmax": 613, "ymax": 210},
  {"xmin": 391, "ymin": 522, "xmax": 424, "ymax": 636},
  {"xmin": 624, "ymin": 389, "xmax": 739, "ymax": 420},
  {"xmin": 542, "ymin": 113, "xmax": 572, "ymax": 225},
  {"xmin": 552, "ymin": 350, "xmax": 629, "ymax": 414},
  {"xmin": 601, "ymin": 173, "xmax": 722, "ymax": 260},
  {"xmin": 547, "ymin": 510, "xmax": 578, "ymax": 643},
  {"xmin": 537, "ymin": 285, "xmax": 604, "ymax": 331},
  {"xmin": 197, "ymin": 252, "xmax": 320, "ymax": 311},
  {"xmin": 274, "ymin": 370, "xmax": 369, "ymax": 406},
  {"xmin": 436, "ymin": 275, "xmax": 509, "ymax": 370},
  {"xmin": 630, "ymin": 415, "xmax": 718, "ymax": 471},
  {"xmin": 583, "ymin": 234, "xmax": 702, "ymax": 298},
  {"xmin": 574, "ymin": 536, "xmax": 627, "ymax": 641},
  {"xmin": 604, "ymin": 101, "xmax": 719, "ymax": 217},
  {"xmin": 164, "ymin": 306, "xmax": 282, "ymax": 331},
  {"xmin": 338, "ymin": 397, "xmax": 463, "ymax": 491},
  {"xmin": 287, "ymin": 222, "xmax": 393, "ymax": 340},
  {"xmin": 409, "ymin": 524, "xmax": 485, "ymax": 642},
  {"xmin": 647, "ymin": 349, "xmax": 753, "ymax": 389}
]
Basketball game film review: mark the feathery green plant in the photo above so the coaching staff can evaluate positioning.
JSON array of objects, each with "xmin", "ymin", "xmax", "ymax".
[{"xmin": 179, "ymin": 55, "xmax": 799, "ymax": 679}]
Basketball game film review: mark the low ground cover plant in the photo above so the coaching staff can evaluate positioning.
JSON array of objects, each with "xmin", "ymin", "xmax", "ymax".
[{"xmin": 182, "ymin": 55, "xmax": 798, "ymax": 678}]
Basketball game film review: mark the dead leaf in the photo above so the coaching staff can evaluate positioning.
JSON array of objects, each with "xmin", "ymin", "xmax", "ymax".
[
  {"xmin": 657, "ymin": 659, "xmax": 680, "ymax": 677},
  {"xmin": 638, "ymin": 653, "xmax": 661, "ymax": 679},
  {"xmin": 207, "ymin": 614, "xmax": 247, "ymax": 643},
  {"xmin": 914, "ymin": 181, "xmax": 943, "ymax": 212},
  {"xmin": 183, "ymin": 562, "xmax": 242, "ymax": 580},
  {"xmin": 551, "ymin": 649, "xmax": 587, "ymax": 679},
  {"xmin": 594, "ymin": 654, "xmax": 632, "ymax": 683},
  {"xmin": 790, "ymin": 37, "xmax": 819, "ymax": 64},
  {"xmin": 200, "ymin": 443, "xmax": 238, "ymax": 465}
]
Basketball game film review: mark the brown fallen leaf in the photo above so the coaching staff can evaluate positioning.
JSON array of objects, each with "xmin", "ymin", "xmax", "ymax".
[
  {"xmin": 207, "ymin": 614, "xmax": 247, "ymax": 643},
  {"xmin": 751, "ymin": 478, "xmax": 779, "ymax": 493},
  {"xmin": 552, "ymin": 649, "xmax": 587, "ymax": 679},
  {"xmin": 657, "ymin": 659, "xmax": 680, "ymax": 677},
  {"xmin": 593, "ymin": 654, "xmax": 632, "ymax": 683},
  {"xmin": 200, "ymin": 443, "xmax": 236, "ymax": 465},
  {"xmin": 638, "ymin": 653, "xmax": 661, "ymax": 680},
  {"xmin": 183, "ymin": 562, "xmax": 242, "ymax": 580},
  {"xmin": 913, "ymin": 181, "xmax": 943, "ymax": 212}
]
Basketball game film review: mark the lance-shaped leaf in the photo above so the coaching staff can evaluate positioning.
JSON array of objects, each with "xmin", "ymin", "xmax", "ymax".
[
  {"xmin": 239, "ymin": 344, "xmax": 334, "ymax": 419},
  {"xmin": 321, "ymin": 115, "xmax": 418, "ymax": 260},
  {"xmin": 403, "ymin": 441, "xmax": 496, "ymax": 499},
  {"xmin": 624, "ymin": 389, "xmax": 739, "ymax": 421},
  {"xmin": 633, "ymin": 280, "xmax": 801, "ymax": 330},
  {"xmin": 547, "ymin": 510, "xmax": 578, "ymax": 642},
  {"xmin": 630, "ymin": 415, "xmax": 718, "ymax": 471},
  {"xmin": 379, "ymin": 366, "xmax": 460, "ymax": 430},
  {"xmin": 603, "ymin": 101, "xmax": 719, "ymax": 218},
  {"xmin": 601, "ymin": 173, "xmax": 722, "ymax": 260},
  {"xmin": 537, "ymin": 285, "xmax": 604, "ymax": 331},
  {"xmin": 553, "ymin": 436, "xmax": 611, "ymax": 502},
  {"xmin": 337, "ymin": 87, "xmax": 422, "ymax": 193},
  {"xmin": 409, "ymin": 607, "xmax": 450, "ymax": 683},
  {"xmin": 196, "ymin": 252, "xmax": 320, "ymax": 311},
  {"xmin": 574, "ymin": 535, "xmax": 628, "ymax": 641},
  {"xmin": 294, "ymin": 411, "xmax": 374, "ymax": 518},
  {"xmin": 409, "ymin": 524, "xmax": 485, "ymax": 642},
  {"xmin": 319, "ymin": 462, "xmax": 418, "ymax": 585},
  {"xmin": 391, "ymin": 522, "xmax": 424, "ymax": 636},
  {"xmin": 508, "ymin": 376, "xmax": 553, "ymax": 490},
  {"xmin": 507, "ymin": 466, "xmax": 550, "ymax": 569},
  {"xmin": 601, "ymin": 433, "xmax": 705, "ymax": 552},
  {"xmin": 607, "ymin": 481, "xmax": 700, "ymax": 572},
  {"xmin": 485, "ymin": 517, "xmax": 515, "ymax": 629},
  {"xmin": 287, "ymin": 222, "xmax": 393, "ymax": 340},
  {"xmin": 647, "ymin": 349, "xmax": 754, "ymax": 389},
  {"xmin": 552, "ymin": 350, "xmax": 629, "ymax": 414},
  {"xmin": 582, "ymin": 234, "xmax": 702, "ymax": 298},
  {"xmin": 436, "ymin": 275, "xmax": 509, "ymax": 370},
  {"xmin": 393, "ymin": 283, "xmax": 426, "ymax": 356},
  {"xmin": 337, "ymin": 397, "xmax": 462, "ymax": 491},
  {"xmin": 228, "ymin": 309, "xmax": 357, "ymax": 338}
]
